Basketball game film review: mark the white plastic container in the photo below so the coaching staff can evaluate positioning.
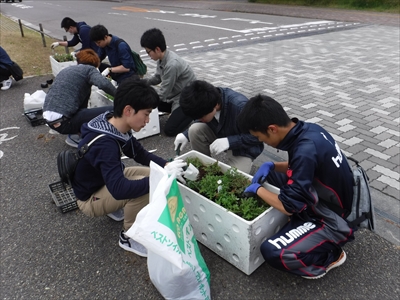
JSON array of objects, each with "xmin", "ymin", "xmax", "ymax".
[
  {"xmin": 89, "ymin": 88, "xmax": 160, "ymax": 140},
  {"xmin": 131, "ymin": 108, "xmax": 160, "ymax": 140},
  {"xmin": 176, "ymin": 151, "xmax": 288, "ymax": 275},
  {"xmin": 49, "ymin": 55, "xmax": 77, "ymax": 77},
  {"xmin": 88, "ymin": 88, "xmax": 114, "ymax": 108},
  {"xmin": 23, "ymin": 90, "xmax": 46, "ymax": 112}
]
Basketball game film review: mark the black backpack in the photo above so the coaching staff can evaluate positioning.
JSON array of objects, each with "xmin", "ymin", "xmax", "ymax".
[
  {"xmin": 57, "ymin": 134, "xmax": 105, "ymax": 184},
  {"xmin": 115, "ymin": 39, "xmax": 147, "ymax": 76}
]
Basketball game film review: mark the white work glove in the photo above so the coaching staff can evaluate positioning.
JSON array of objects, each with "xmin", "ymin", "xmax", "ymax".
[
  {"xmin": 164, "ymin": 159, "xmax": 187, "ymax": 184},
  {"xmin": 101, "ymin": 68, "xmax": 110, "ymax": 77},
  {"xmin": 174, "ymin": 133, "xmax": 188, "ymax": 152},
  {"xmin": 51, "ymin": 42, "xmax": 60, "ymax": 49},
  {"xmin": 210, "ymin": 138, "xmax": 229, "ymax": 155}
]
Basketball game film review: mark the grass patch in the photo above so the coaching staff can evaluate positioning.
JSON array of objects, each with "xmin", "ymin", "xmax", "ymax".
[
  {"xmin": 0, "ymin": 14, "xmax": 73, "ymax": 77},
  {"xmin": 248, "ymin": 0, "xmax": 400, "ymax": 13}
]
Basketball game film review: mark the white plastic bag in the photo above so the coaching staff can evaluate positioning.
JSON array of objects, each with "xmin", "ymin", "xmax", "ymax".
[
  {"xmin": 126, "ymin": 162, "xmax": 211, "ymax": 300},
  {"xmin": 24, "ymin": 90, "xmax": 46, "ymax": 111}
]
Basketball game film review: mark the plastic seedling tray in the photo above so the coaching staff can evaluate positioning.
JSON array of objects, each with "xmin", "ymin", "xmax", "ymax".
[
  {"xmin": 49, "ymin": 181, "xmax": 78, "ymax": 213},
  {"xmin": 24, "ymin": 109, "xmax": 46, "ymax": 127}
]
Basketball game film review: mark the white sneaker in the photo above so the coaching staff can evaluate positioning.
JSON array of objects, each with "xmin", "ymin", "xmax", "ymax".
[
  {"xmin": 118, "ymin": 231, "xmax": 147, "ymax": 257},
  {"xmin": 107, "ymin": 208, "xmax": 124, "ymax": 221},
  {"xmin": 48, "ymin": 128, "xmax": 60, "ymax": 135},
  {"xmin": 1, "ymin": 79, "xmax": 12, "ymax": 91}
]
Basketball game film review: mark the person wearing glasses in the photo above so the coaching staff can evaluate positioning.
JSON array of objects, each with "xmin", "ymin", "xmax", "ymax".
[
  {"xmin": 51, "ymin": 17, "xmax": 98, "ymax": 53},
  {"xmin": 90, "ymin": 24, "xmax": 137, "ymax": 85},
  {"xmin": 140, "ymin": 28, "xmax": 196, "ymax": 137}
]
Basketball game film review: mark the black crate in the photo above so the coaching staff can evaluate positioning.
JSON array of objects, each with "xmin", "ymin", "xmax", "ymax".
[
  {"xmin": 49, "ymin": 181, "xmax": 78, "ymax": 213},
  {"xmin": 24, "ymin": 109, "xmax": 46, "ymax": 127}
]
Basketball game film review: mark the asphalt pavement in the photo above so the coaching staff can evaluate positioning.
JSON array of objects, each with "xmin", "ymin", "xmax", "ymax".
[{"xmin": 1, "ymin": 1, "xmax": 399, "ymax": 299}]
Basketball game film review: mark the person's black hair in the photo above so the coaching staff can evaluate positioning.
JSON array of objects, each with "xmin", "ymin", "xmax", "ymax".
[
  {"xmin": 179, "ymin": 80, "xmax": 221, "ymax": 120},
  {"xmin": 61, "ymin": 17, "xmax": 77, "ymax": 29},
  {"xmin": 237, "ymin": 94, "xmax": 291, "ymax": 133},
  {"xmin": 113, "ymin": 78, "xmax": 159, "ymax": 117},
  {"xmin": 140, "ymin": 28, "xmax": 167, "ymax": 52},
  {"xmin": 89, "ymin": 25, "xmax": 109, "ymax": 42}
]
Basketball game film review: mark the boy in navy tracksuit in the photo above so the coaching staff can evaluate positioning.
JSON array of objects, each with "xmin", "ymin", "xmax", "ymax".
[{"xmin": 237, "ymin": 94, "xmax": 355, "ymax": 279}]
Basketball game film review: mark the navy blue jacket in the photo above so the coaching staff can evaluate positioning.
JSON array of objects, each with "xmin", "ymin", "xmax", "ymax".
[
  {"xmin": 97, "ymin": 35, "xmax": 136, "ymax": 84},
  {"xmin": 0, "ymin": 46, "xmax": 13, "ymax": 70},
  {"xmin": 72, "ymin": 112, "xmax": 167, "ymax": 201},
  {"xmin": 277, "ymin": 119, "xmax": 354, "ymax": 220},
  {"xmin": 67, "ymin": 22, "xmax": 98, "ymax": 52},
  {"xmin": 184, "ymin": 87, "xmax": 264, "ymax": 160}
]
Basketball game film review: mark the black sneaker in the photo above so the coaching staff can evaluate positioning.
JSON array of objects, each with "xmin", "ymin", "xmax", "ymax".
[{"xmin": 118, "ymin": 231, "xmax": 147, "ymax": 257}]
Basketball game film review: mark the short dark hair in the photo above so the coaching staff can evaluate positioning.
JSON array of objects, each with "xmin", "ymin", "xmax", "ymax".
[
  {"xmin": 61, "ymin": 17, "xmax": 76, "ymax": 29},
  {"xmin": 237, "ymin": 94, "xmax": 291, "ymax": 133},
  {"xmin": 179, "ymin": 80, "xmax": 221, "ymax": 120},
  {"xmin": 113, "ymin": 79, "xmax": 159, "ymax": 117},
  {"xmin": 140, "ymin": 28, "xmax": 166, "ymax": 52},
  {"xmin": 89, "ymin": 25, "xmax": 109, "ymax": 42}
]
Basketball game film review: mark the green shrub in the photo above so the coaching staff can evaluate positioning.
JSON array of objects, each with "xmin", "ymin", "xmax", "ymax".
[
  {"xmin": 183, "ymin": 159, "xmax": 270, "ymax": 221},
  {"xmin": 53, "ymin": 53, "xmax": 74, "ymax": 62}
]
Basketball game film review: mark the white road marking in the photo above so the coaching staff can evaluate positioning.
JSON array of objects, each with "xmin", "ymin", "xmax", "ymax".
[
  {"xmin": 221, "ymin": 18, "xmax": 273, "ymax": 25},
  {"xmin": 145, "ymin": 17, "xmax": 334, "ymax": 34}
]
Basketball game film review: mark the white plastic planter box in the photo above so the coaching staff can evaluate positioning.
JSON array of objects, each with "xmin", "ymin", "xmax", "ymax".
[
  {"xmin": 131, "ymin": 108, "xmax": 160, "ymax": 140},
  {"xmin": 176, "ymin": 150, "xmax": 288, "ymax": 275},
  {"xmin": 88, "ymin": 88, "xmax": 114, "ymax": 108},
  {"xmin": 49, "ymin": 55, "xmax": 77, "ymax": 77},
  {"xmin": 89, "ymin": 87, "xmax": 160, "ymax": 140}
]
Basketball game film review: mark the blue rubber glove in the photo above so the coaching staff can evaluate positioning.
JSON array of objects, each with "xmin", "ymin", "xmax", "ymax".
[
  {"xmin": 252, "ymin": 161, "xmax": 275, "ymax": 184},
  {"xmin": 244, "ymin": 183, "xmax": 261, "ymax": 196}
]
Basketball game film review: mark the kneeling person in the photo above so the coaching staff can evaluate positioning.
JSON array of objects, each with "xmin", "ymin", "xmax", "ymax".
[
  {"xmin": 43, "ymin": 49, "xmax": 116, "ymax": 148},
  {"xmin": 71, "ymin": 80, "xmax": 186, "ymax": 257},
  {"xmin": 237, "ymin": 94, "xmax": 355, "ymax": 279},
  {"xmin": 174, "ymin": 80, "xmax": 264, "ymax": 174}
]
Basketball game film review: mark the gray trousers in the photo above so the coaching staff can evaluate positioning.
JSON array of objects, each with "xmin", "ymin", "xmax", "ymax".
[{"xmin": 188, "ymin": 123, "xmax": 253, "ymax": 173}]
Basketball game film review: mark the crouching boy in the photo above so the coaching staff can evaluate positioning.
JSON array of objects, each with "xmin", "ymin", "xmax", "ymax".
[
  {"xmin": 71, "ymin": 80, "xmax": 186, "ymax": 257},
  {"xmin": 237, "ymin": 94, "xmax": 355, "ymax": 279}
]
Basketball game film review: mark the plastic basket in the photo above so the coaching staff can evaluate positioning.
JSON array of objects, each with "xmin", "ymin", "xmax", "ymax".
[
  {"xmin": 24, "ymin": 109, "xmax": 46, "ymax": 127},
  {"xmin": 49, "ymin": 181, "xmax": 78, "ymax": 213}
]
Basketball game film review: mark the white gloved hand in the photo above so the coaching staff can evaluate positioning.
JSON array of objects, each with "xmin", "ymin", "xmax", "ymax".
[
  {"xmin": 51, "ymin": 42, "xmax": 60, "ymax": 49},
  {"xmin": 164, "ymin": 159, "xmax": 187, "ymax": 184},
  {"xmin": 101, "ymin": 68, "xmax": 110, "ymax": 77},
  {"xmin": 174, "ymin": 133, "xmax": 188, "ymax": 152},
  {"xmin": 210, "ymin": 138, "xmax": 229, "ymax": 155}
]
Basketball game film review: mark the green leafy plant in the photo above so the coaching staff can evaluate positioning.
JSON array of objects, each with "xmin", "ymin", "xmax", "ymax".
[
  {"xmin": 53, "ymin": 53, "xmax": 74, "ymax": 63},
  {"xmin": 105, "ymin": 94, "xmax": 114, "ymax": 101},
  {"xmin": 183, "ymin": 159, "xmax": 270, "ymax": 221}
]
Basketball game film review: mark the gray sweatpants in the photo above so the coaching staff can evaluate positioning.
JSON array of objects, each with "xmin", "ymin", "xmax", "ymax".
[{"xmin": 188, "ymin": 122, "xmax": 253, "ymax": 173}]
